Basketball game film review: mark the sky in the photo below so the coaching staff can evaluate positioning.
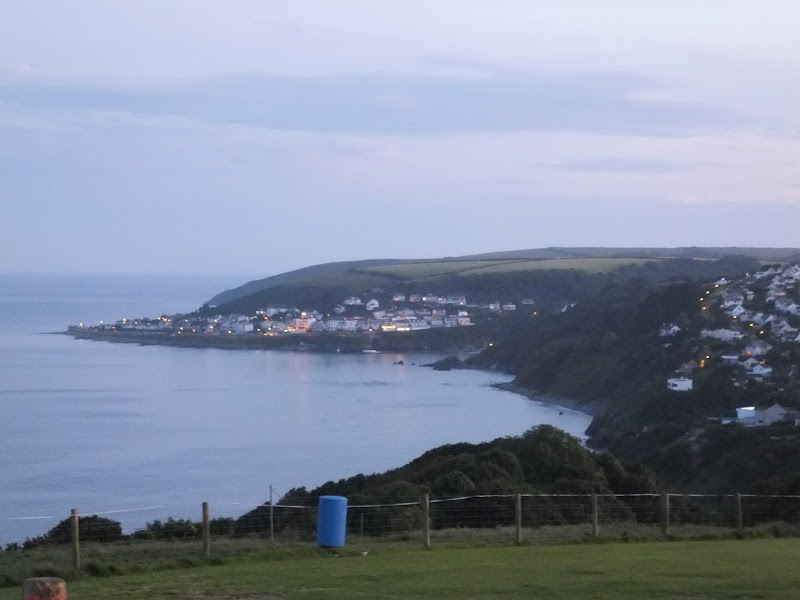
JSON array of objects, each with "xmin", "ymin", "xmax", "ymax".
[{"xmin": 1, "ymin": 1, "xmax": 799, "ymax": 275}]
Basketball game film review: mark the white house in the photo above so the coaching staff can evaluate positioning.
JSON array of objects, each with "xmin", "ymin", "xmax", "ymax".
[
  {"xmin": 393, "ymin": 319, "xmax": 412, "ymax": 332},
  {"xmin": 751, "ymin": 313, "xmax": 773, "ymax": 327},
  {"xmin": 659, "ymin": 324, "xmax": 682, "ymax": 337},
  {"xmin": 736, "ymin": 404, "xmax": 788, "ymax": 427},
  {"xmin": 783, "ymin": 264, "xmax": 800, "ymax": 281},
  {"xmin": 667, "ymin": 377, "xmax": 693, "ymax": 392},
  {"xmin": 410, "ymin": 319, "xmax": 431, "ymax": 331},
  {"xmin": 365, "ymin": 299, "xmax": 380, "ymax": 311},
  {"xmin": 775, "ymin": 299, "xmax": 800, "ymax": 316},
  {"xmin": 261, "ymin": 321, "xmax": 287, "ymax": 333},
  {"xmin": 392, "ymin": 294, "xmax": 406, "ymax": 302},
  {"xmin": 446, "ymin": 294, "xmax": 467, "ymax": 306},
  {"xmin": 488, "ymin": 302, "xmax": 501, "ymax": 311},
  {"xmin": 741, "ymin": 357, "xmax": 760, "ymax": 370},
  {"xmin": 502, "ymin": 303, "xmax": 517, "ymax": 311},
  {"xmin": 748, "ymin": 364, "xmax": 773, "ymax": 379},
  {"xmin": 292, "ymin": 316, "xmax": 316, "ymax": 331},
  {"xmin": 727, "ymin": 305, "xmax": 746, "ymax": 317},
  {"xmin": 325, "ymin": 319, "xmax": 345, "ymax": 332},
  {"xmin": 772, "ymin": 319, "xmax": 799, "ymax": 341},
  {"xmin": 343, "ymin": 296, "xmax": 363, "ymax": 306},
  {"xmin": 444, "ymin": 315, "xmax": 459, "ymax": 327},
  {"xmin": 232, "ymin": 321, "xmax": 254, "ymax": 333},
  {"xmin": 744, "ymin": 340, "xmax": 773, "ymax": 356},
  {"xmin": 701, "ymin": 328, "xmax": 744, "ymax": 342}
]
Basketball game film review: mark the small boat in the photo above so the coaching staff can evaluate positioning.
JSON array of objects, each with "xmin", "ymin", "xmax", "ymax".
[{"xmin": 362, "ymin": 349, "xmax": 379, "ymax": 353}]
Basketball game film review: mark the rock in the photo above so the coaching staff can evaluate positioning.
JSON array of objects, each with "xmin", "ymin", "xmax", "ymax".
[{"xmin": 425, "ymin": 356, "xmax": 463, "ymax": 371}]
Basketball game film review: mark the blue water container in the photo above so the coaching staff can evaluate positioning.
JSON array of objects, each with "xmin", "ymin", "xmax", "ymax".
[{"xmin": 317, "ymin": 495, "xmax": 348, "ymax": 547}]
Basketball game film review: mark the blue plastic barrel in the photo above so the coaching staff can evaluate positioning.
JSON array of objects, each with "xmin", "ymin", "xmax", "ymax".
[{"xmin": 317, "ymin": 495, "xmax": 348, "ymax": 547}]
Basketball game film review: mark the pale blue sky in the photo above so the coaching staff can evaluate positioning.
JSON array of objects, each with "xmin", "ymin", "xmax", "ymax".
[{"xmin": 1, "ymin": 1, "xmax": 798, "ymax": 274}]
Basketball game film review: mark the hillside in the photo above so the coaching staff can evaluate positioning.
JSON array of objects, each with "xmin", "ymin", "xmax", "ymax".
[
  {"xmin": 207, "ymin": 247, "xmax": 800, "ymax": 307},
  {"xmin": 466, "ymin": 262, "xmax": 800, "ymax": 492}
]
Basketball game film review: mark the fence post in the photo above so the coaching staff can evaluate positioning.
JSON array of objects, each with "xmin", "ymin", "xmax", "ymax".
[
  {"xmin": 592, "ymin": 493, "xmax": 599, "ymax": 538},
  {"xmin": 422, "ymin": 493, "xmax": 431, "ymax": 549},
  {"xmin": 70, "ymin": 508, "xmax": 80, "ymax": 570},
  {"xmin": 360, "ymin": 512, "xmax": 364, "ymax": 537},
  {"xmin": 202, "ymin": 501, "xmax": 211, "ymax": 558},
  {"xmin": 514, "ymin": 493, "xmax": 522, "ymax": 545},
  {"xmin": 269, "ymin": 485, "xmax": 275, "ymax": 542},
  {"xmin": 661, "ymin": 492, "xmax": 670, "ymax": 537},
  {"xmin": 735, "ymin": 493, "xmax": 743, "ymax": 531}
]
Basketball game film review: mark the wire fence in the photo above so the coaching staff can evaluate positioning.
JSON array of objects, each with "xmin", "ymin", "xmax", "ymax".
[{"xmin": 2, "ymin": 492, "xmax": 799, "ymax": 586}]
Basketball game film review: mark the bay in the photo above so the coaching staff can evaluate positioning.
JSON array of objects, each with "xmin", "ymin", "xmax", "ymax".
[{"xmin": 0, "ymin": 274, "xmax": 591, "ymax": 544}]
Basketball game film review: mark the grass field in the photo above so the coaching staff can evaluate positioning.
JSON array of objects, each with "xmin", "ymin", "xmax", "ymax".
[
  {"xmin": 459, "ymin": 257, "xmax": 660, "ymax": 276},
  {"xmin": 3, "ymin": 538, "xmax": 798, "ymax": 599},
  {"xmin": 355, "ymin": 257, "xmax": 660, "ymax": 280},
  {"xmin": 355, "ymin": 260, "xmax": 515, "ymax": 279}
]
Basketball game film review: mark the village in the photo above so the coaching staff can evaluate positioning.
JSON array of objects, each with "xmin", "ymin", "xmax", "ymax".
[
  {"xmin": 663, "ymin": 264, "xmax": 800, "ymax": 427},
  {"xmin": 72, "ymin": 292, "xmax": 531, "ymax": 337}
]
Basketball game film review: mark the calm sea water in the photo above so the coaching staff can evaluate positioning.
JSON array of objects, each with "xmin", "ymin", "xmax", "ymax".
[{"xmin": 0, "ymin": 274, "xmax": 591, "ymax": 544}]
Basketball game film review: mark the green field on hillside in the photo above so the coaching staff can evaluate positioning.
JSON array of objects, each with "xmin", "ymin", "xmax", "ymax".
[
  {"xmin": 354, "ymin": 257, "xmax": 660, "ymax": 281},
  {"xmin": 460, "ymin": 257, "xmax": 660, "ymax": 275},
  {"xmin": 355, "ymin": 260, "xmax": 515, "ymax": 279},
  {"xmin": 4, "ymin": 539, "xmax": 798, "ymax": 600}
]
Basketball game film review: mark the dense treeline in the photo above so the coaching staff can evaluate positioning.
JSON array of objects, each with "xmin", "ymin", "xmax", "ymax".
[
  {"xmin": 13, "ymin": 516, "xmax": 238, "ymax": 551},
  {"xmin": 234, "ymin": 426, "xmax": 663, "ymax": 536}
]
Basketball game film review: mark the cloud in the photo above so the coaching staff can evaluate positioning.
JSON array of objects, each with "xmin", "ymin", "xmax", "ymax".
[
  {"xmin": 1, "ymin": 70, "xmax": 766, "ymax": 138},
  {"xmin": 1, "ymin": 1, "xmax": 799, "ymax": 273}
]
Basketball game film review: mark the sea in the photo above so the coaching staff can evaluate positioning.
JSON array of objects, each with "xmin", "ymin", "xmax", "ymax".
[{"xmin": 0, "ymin": 274, "xmax": 592, "ymax": 545}]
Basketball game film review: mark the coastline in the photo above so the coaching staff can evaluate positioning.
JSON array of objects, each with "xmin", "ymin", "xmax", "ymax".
[
  {"xmin": 491, "ymin": 381, "xmax": 604, "ymax": 420},
  {"xmin": 59, "ymin": 328, "xmax": 485, "ymax": 354}
]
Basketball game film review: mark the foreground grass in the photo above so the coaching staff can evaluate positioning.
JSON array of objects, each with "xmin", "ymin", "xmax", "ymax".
[
  {"xmin": 4, "ymin": 523, "xmax": 798, "ymax": 589},
  {"xmin": 2, "ymin": 538, "xmax": 798, "ymax": 600}
]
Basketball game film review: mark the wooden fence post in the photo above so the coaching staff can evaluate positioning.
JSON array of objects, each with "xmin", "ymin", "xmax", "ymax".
[
  {"xmin": 661, "ymin": 493, "xmax": 670, "ymax": 537},
  {"xmin": 202, "ymin": 502, "xmax": 211, "ymax": 558},
  {"xmin": 422, "ymin": 493, "xmax": 431, "ymax": 549},
  {"xmin": 514, "ymin": 493, "xmax": 522, "ymax": 545},
  {"xmin": 592, "ymin": 493, "xmax": 599, "ymax": 538},
  {"xmin": 70, "ymin": 508, "xmax": 80, "ymax": 570},
  {"xmin": 735, "ymin": 493, "xmax": 743, "ymax": 531},
  {"xmin": 269, "ymin": 485, "xmax": 275, "ymax": 542}
]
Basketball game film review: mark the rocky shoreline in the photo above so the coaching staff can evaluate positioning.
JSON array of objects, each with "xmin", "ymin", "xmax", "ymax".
[{"xmin": 491, "ymin": 381, "xmax": 605, "ymax": 420}]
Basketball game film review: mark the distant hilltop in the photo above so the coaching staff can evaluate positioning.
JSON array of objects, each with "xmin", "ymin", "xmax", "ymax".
[{"xmin": 207, "ymin": 247, "xmax": 800, "ymax": 308}]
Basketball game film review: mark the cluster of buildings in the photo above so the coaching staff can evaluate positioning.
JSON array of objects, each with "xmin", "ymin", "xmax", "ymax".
[
  {"xmin": 78, "ymin": 292, "xmax": 530, "ymax": 337},
  {"xmin": 663, "ymin": 264, "xmax": 800, "ymax": 427}
]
